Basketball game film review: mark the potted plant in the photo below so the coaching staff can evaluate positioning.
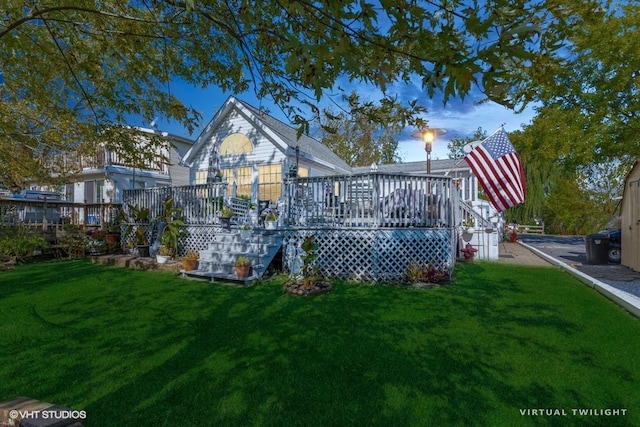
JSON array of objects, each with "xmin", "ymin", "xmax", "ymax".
[
  {"xmin": 105, "ymin": 208, "xmax": 126, "ymax": 244},
  {"xmin": 461, "ymin": 217, "xmax": 475, "ymax": 242},
  {"xmin": 182, "ymin": 249, "xmax": 199, "ymax": 271},
  {"xmin": 105, "ymin": 224, "xmax": 120, "ymax": 244},
  {"xmin": 157, "ymin": 197, "xmax": 184, "ymax": 257},
  {"xmin": 462, "ymin": 217, "xmax": 475, "ymax": 233},
  {"xmin": 134, "ymin": 227, "xmax": 150, "ymax": 256},
  {"xmin": 264, "ymin": 208, "xmax": 278, "ymax": 230},
  {"xmin": 156, "ymin": 244, "xmax": 172, "ymax": 264},
  {"xmin": 218, "ymin": 206, "xmax": 234, "ymax": 230},
  {"xmin": 127, "ymin": 204, "xmax": 151, "ymax": 257},
  {"xmin": 88, "ymin": 230, "xmax": 107, "ymax": 256},
  {"xmin": 234, "ymin": 255, "xmax": 252, "ymax": 278},
  {"xmin": 239, "ymin": 224, "xmax": 252, "ymax": 239}
]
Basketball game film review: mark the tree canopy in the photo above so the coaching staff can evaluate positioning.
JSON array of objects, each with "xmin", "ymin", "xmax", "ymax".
[
  {"xmin": 313, "ymin": 92, "xmax": 425, "ymax": 166},
  {"xmin": 507, "ymin": 1, "xmax": 640, "ymax": 232},
  {"xmin": 3, "ymin": 0, "xmax": 638, "ymax": 236},
  {"xmin": 446, "ymin": 127, "xmax": 488, "ymax": 160},
  {"xmin": 1, "ymin": 0, "xmax": 580, "ymax": 189}
]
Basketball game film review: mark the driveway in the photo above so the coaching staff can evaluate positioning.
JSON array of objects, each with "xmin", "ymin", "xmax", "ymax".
[{"xmin": 520, "ymin": 234, "xmax": 640, "ymax": 298}]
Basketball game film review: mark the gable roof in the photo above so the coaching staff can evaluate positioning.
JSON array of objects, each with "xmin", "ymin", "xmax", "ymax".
[
  {"xmin": 182, "ymin": 95, "xmax": 472, "ymax": 177},
  {"xmin": 235, "ymin": 99, "xmax": 351, "ymax": 173},
  {"xmin": 182, "ymin": 96, "xmax": 351, "ymax": 174}
]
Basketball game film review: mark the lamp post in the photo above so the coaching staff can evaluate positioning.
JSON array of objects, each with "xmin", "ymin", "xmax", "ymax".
[
  {"xmin": 411, "ymin": 128, "xmax": 444, "ymax": 175},
  {"xmin": 422, "ymin": 129, "xmax": 435, "ymax": 174}
]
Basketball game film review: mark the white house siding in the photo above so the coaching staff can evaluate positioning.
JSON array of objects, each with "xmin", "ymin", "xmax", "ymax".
[
  {"xmin": 190, "ymin": 108, "xmax": 288, "ymax": 183},
  {"xmin": 168, "ymin": 141, "xmax": 192, "ymax": 187}
]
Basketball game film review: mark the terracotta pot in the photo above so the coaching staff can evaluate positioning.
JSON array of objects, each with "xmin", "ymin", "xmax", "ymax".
[
  {"xmin": 235, "ymin": 265, "xmax": 251, "ymax": 278},
  {"xmin": 105, "ymin": 233, "xmax": 120, "ymax": 244},
  {"xmin": 183, "ymin": 258, "xmax": 198, "ymax": 271}
]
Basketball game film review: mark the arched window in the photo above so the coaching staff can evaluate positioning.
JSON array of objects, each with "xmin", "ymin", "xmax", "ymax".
[{"xmin": 219, "ymin": 133, "xmax": 253, "ymax": 155}]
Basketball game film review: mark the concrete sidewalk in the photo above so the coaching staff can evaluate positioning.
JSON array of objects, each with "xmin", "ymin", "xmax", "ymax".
[{"xmin": 498, "ymin": 241, "xmax": 553, "ymax": 266}]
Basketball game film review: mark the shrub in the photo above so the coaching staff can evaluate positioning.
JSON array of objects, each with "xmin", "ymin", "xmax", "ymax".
[
  {"xmin": 0, "ymin": 226, "xmax": 49, "ymax": 260},
  {"xmin": 406, "ymin": 261, "xmax": 450, "ymax": 285}
]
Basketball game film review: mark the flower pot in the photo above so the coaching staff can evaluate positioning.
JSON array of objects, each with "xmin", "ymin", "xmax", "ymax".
[
  {"xmin": 136, "ymin": 245, "xmax": 150, "ymax": 257},
  {"xmin": 219, "ymin": 216, "xmax": 231, "ymax": 230},
  {"xmin": 182, "ymin": 258, "xmax": 198, "ymax": 271},
  {"xmin": 156, "ymin": 254, "xmax": 170, "ymax": 264},
  {"xmin": 265, "ymin": 221, "xmax": 277, "ymax": 230},
  {"xmin": 105, "ymin": 233, "xmax": 120, "ymax": 244},
  {"xmin": 235, "ymin": 265, "xmax": 251, "ymax": 278},
  {"xmin": 462, "ymin": 231, "xmax": 474, "ymax": 242}
]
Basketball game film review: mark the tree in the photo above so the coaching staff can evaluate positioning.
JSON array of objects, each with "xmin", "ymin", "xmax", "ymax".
[
  {"xmin": 446, "ymin": 127, "xmax": 488, "ymax": 160},
  {"xmin": 516, "ymin": 2, "xmax": 640, "ymax": 165},
  {"xmin": 1, "ymin": 0, "xmax": 575, "ymax": 188},
  {"xmin": 314, "ymin": 92, "xmax": 425, "ymax": 166},
  {"xmin": 508, "ymin": 106, "xmax": 632, "ymax": 231}
]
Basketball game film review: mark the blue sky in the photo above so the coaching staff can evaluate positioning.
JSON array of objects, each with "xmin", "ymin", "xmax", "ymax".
[{"xmin": 146, "ymin": 77, "xmax": 538, "ymax": 163}]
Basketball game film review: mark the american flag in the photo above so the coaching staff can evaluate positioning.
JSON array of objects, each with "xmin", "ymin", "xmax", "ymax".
[{"xmin": 464, "ymin": 127, "xmax": 526, "ymax": 212}]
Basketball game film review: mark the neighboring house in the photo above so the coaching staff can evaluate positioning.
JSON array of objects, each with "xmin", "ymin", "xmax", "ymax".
[
  {"xmin": 621, "ymin": 158, "xmax": 640, "ymax": 271},
  {"xmin": 29, "ymin": 127, "xmax": 193, "ymax": 204}
]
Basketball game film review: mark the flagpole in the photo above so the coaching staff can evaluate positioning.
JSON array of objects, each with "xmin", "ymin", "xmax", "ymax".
[{"xmin": 443, "ymin": 157, "xmax": 467, "ymax": 176}]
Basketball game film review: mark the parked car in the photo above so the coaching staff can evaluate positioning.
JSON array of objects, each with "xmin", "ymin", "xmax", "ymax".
[{"xmin": 600, "ymin": 216, "xmax": 621, "ymax": 264}]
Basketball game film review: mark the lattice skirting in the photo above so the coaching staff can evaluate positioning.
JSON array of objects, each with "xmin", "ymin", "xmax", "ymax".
[
  {"xmin": 122, "ymin": 224, "xmax": 225, "ymax": 257},
  {"xmin": 122, "ymin": 224, "xmax": 455, "ymax": 282},
  {"xmin": 283, "ymin": 228, "xmax": 455, "ymax": 282}
]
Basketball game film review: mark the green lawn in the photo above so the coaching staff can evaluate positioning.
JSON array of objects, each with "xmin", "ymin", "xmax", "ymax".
[{"xmin": 1, "ymin": 260, "xmax": 638, "ymax": 426}]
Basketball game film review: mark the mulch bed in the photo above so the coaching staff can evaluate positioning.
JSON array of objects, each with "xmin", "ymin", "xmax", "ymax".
[{"xmin": 283, "ymin": 280, "xmax": 332, "ymax": 295}]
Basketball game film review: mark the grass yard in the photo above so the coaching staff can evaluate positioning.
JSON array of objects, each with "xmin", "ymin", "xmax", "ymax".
[{"xmin": 0, "ymin": 260, "xmax": 639, "ymax": 426}]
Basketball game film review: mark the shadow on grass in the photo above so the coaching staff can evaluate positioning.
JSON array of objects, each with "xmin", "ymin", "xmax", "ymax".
[{"xmin": 0, "ymin": 261, "xmax": 638, "ymax": 426}]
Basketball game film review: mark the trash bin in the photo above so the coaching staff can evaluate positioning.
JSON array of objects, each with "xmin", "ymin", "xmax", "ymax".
[{"xmin": 585, "ymin": 233, "xmax": 610, "ymax": 264}]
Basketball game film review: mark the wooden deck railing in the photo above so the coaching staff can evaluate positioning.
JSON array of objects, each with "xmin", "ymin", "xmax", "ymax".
[
  {"xmin": 282, "ymin": 173, "xmax": 456, "ymax": 228},
  {"xmin": 0, "ymin": 199, "xmax": 122, "ymax": 229},
  {"xmin": 121, "ymin": 174, "xmax": 457, "ymax": 229},
  {"xmin": 123, "ymin": 183, "xmax": 228, "ymax": 224}
]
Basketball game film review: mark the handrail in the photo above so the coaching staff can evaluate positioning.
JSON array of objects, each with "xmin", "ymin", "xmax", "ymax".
[{"xmin": 0, "ymin": 199, "xmax": 122, "ymax": 228}]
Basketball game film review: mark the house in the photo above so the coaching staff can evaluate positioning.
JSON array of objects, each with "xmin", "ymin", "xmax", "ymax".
[
  {"xmin": 117, "ymin": 95, "xmax": 501, "ymax": 283},
  {"xmin": 621, "ymin": 158, "xmax": 640, "ymax": 271},
  {"xmin": 181, "ymin": 96, "xmax": 486, "ymax": 210},
  {"xmin": 30, "ymin": 127, "xmax": 193, "ymax": 205},
  {"xmin": 181, "ymin": 96, "xmax": 352, "ymax": 208},
  {"xmin": 177, "ymin": 95, "xmax": 497, "ymax": 261}
]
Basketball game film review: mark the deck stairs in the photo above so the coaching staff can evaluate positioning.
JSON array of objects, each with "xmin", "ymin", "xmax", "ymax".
[{"xmin": 182, "ymin": 229, "xmax": 284, "ymax": 284}]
